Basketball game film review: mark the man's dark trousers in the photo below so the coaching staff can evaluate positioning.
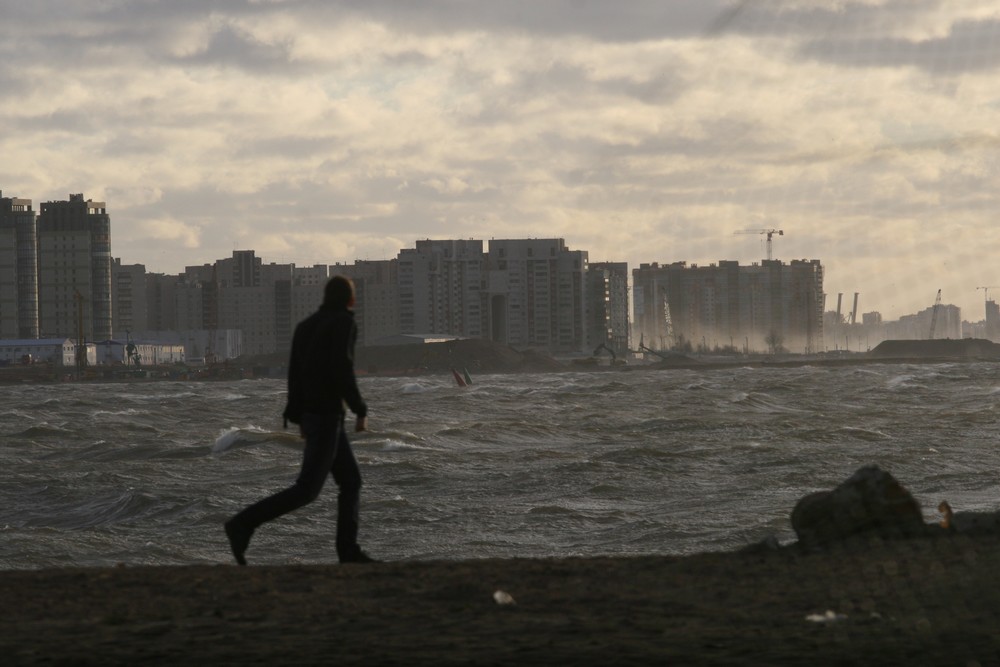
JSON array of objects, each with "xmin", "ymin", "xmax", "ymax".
[{"xmin": 230, "ymin": 412, "xmax": 362, "ymax": 560}]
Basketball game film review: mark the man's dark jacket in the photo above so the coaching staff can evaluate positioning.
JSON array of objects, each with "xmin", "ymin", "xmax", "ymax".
[{"xmin": 283, "ymin": 304, "xmax": 367, "ymax": 426}]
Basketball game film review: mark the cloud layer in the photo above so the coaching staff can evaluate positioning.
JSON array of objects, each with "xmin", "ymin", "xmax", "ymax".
[{"xmin": 2, "ymin": 0, "xmax": 999, "ymax": 319}]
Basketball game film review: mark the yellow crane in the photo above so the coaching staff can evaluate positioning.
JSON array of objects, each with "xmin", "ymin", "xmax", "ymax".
[{"xmin": 735, "ymin": 228, "xmax": 783, "ymax": 261}]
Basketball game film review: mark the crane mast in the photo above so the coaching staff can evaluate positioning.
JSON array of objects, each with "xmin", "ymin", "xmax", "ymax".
[
  {"xmin": 735, "ymin": 228, "xmax": 784, "ymax": 261},
  {"xmin": 928, "ymin": 289, "xmax": 942, "ymax": 339},
  {"xmin": 976, "ymin": 286, "xmax": 1000, "ymax": 302}
]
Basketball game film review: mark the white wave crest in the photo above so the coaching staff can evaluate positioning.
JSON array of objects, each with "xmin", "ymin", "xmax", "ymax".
[{"xmin": 211, "ymin": 426, "xmax": 300, "ymax": 454}]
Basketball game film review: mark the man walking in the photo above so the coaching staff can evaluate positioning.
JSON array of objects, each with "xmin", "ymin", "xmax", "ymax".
[{"xmin": 225, "ymin": 275, "xmax": 377, "ymax": 565}]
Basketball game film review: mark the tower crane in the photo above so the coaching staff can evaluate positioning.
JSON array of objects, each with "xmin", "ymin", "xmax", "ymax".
[
  {"xmin": 976, "ymin": 286, "xmax": 1000, "ymax": 302},
  {"xmin": 928, "ymin": 289, "xmax": 942, "ymax": 340},
  {"xmin": 735, "ymin": 228, "xmax": 783, "ymax": 261}
]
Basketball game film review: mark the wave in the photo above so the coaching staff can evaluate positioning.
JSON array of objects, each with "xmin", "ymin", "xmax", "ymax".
[
  {"xmin": 10, "ymin": 424, "xmax": 75, "ymax": 438},
  {"xmin": 211, "ymin": 426, "xmax": 301, "ymax": 454},
  {"xmin": 372, "ymin": 439, "xmax": 436, "ymax": 452},
  {"xmin": 886, "ymin": 374, "xmax": 925, "ymax": 390},
  {"xmin": 728, "ymin": 391, "xmax": 810, "ymax": 413},
  {"xmin": 835, "ymin": 426, "xmax": 893, "ymax": 441},
  {"xmin": 528, "ymin": 505, "xmax": 579, "ymax": 516}
]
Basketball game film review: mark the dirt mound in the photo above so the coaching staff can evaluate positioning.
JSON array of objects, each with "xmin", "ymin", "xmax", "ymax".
[{"xmin": 869, "ymin": 338, "xmax": 1000, "ymax": 359}]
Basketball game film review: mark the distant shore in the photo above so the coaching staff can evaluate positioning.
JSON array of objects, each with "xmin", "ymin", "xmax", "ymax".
[
  {"xmin": 3, "ymin": 534, "xmax": 1000, "ymax": 665},
  {"xmin": 3, "ymin": 336, "xmax": 999, "ymax": 385}
]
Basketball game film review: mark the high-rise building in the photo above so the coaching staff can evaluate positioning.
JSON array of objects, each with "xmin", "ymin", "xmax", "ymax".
[
  {"xmin": 146, "ymin": 273, "xmax": 179, "ymax": 332},
  {"xmin": 398, "ymin": 240, "xmax": 485, "ymax": 338},
  {"xmin": 37, "ymin": 194, "xmax": 112, "ymax": 341},
  {"xmin": 213, "ymin": 251, "xmax": 293, "ymax": 356},
  {"xmin": 633, "ymin": 259, "xmax": 824, "ymax": 354},
  {"xmin": 587, "ymin": 261, "xmax": 630, "ymax": 354},
  {"xmin": 486, "ymin": 239, "xmax": 588, "ymax": 353},
  {"xmin": 290, "ymin": 264, "xmax": 329, "ymax": 328},
  {"xmin": 986, "ymin": 300, "xmax": 1000, "ymax": 341},
  {"xmin": 0, "ymin": 191, "xmax": 39, "ymax": 338},
  {"xmin": 111, "ymin": 260, "xmax": 148, "ymax": 335},
  {"xmin": 886, "ymin": 303, "xmax": 962, "ymax": 341},
  {"xmin": 339, "ymin": 260, "xmax": 400, "ymax": 346}
]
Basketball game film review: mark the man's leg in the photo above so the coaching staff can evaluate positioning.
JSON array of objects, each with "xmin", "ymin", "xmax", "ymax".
[
  {"xmin": 330, "ymin": 423, "xmax": 369, "ymax": 562},
  {"xmin": 226, "ymin": 414, "xmax": 340, "ymax": 564}
]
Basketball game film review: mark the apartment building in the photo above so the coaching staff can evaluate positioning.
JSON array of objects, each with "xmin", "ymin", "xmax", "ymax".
[
  {"xmin": 111, "ymin": 259, "xmax": 148, "ymax": 335},
  {"xmin": 289, "ymin": 264, "xmax": 329, "ymax": 326},
  {"xmin": 587, "ymin": 261, "xmax": 630, "ymax": 354},
  {"xmin": 339, "ymin": 260, "xmax": 399, "ymax": 346},
  {"xmin": 486, "ymin": 239, "xmax": 589, "ymax": 353},
  {"xmin": 886, "ymin": 303, "xmax": 962, "ymax": 341},
  {"xmin": 398, "ymin": 240, "xmax": 485, "ymax": 338},
  {"xmin": 37, "ymin": 194, "xmax": 113, "ymax": 341},
  {"xmin": 633, "ymin": 259, "xmax": 824, "ymax": 354},
  {"xmin": 213, "ymin": 251, "xmax": 294, "ymax": 356},
  {"xmin": 0, "ymin": 191, "xmax": 39, "ymax": 338},
  {"xmin": 145, "ymin": 272, "xmax": 179, "ymax": 332}
]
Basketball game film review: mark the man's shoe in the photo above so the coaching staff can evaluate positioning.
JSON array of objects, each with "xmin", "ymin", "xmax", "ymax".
[
  {"xmin": 225, "ymin": 519, "xmax": 252, "ymax": 566},
  {"xmin": 340, "ymin": 548, "xmax": 379, "ymax": 564}
]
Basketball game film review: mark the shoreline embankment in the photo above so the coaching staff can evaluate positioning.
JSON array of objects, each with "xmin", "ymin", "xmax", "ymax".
[
  {"xmin": 4, "ymin": 336, "xmax": 1000, "ymax": 385},
  {"xmin": 3, "ymin": 534, "xmax": 999, "ymax": 665}
]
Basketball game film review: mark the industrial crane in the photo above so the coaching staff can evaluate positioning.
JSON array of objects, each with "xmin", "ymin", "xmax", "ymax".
[
  {"xmin": 928, "ymin": 289, "xmax": 942, "ymax": 340},
  {"xmin": 976, "ymin": 286, "xmax": 1000, "ymax": 302},
  {"xmin": 735, "ymin": 228, "xmax": 783, "ymax": 261}
]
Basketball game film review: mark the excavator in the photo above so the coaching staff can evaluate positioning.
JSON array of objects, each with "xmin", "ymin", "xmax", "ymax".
[{"xmin": 591, "ymin": 342, "xmax": 627, "ymax": 366}]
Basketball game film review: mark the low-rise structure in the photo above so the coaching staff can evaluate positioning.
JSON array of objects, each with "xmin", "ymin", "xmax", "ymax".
[
  {"xmin": 95, "ymin": 340, "xmax": 186, "ymax": 366},
  {"xmin": 0, "ymin": 338, "xmax": 78, "ymax": 366}
]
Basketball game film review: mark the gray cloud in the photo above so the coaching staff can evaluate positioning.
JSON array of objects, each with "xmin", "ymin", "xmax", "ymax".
[
  {"xmin": 3, "ymin": 0, "xmax": 1000, "ymax": 318},
  {"xmin": 800, "ymin": 19, "xmax": 1000, "ymax": 74},
  {"xmin": 172, "ymin": 23, "xmax": 300, "ymax": 73}
]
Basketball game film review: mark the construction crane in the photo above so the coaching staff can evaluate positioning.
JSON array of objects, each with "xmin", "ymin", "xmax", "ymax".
[
  {"xmin": 977, "ymin": 286, "xmax": 1000, "ymax": 302},
  {"xmin": 735, "ymin": 228, "xmax": 783, "ymax": 261},
  {"xmin": 74, "ymin": 289, "xmax": 87, "ymax": 370},
  {"xmin": 928, "ymin": 289, "xmax": 942, "ymax": 340}
]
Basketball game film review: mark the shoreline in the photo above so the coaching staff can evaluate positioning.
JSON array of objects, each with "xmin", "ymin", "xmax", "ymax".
[
  {"xmin": 4, "ymin": 534, "xmax": 1000, "ymax": 665},
  {"xmin": 2, "ymin": 350, "xmax": 997, "ymax": 386}
]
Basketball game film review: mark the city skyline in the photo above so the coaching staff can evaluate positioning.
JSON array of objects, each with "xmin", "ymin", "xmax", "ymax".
[
  {"xmin": 2, "ymin": 187, "xmax": 986, "ymax": 332},
  {"xmin": 0, "ymin": 185, "xmax": 984, "ymax": 361},
  {"xmin": 3, "ymin": 3, "xmax": 999, "ymax": 320}
]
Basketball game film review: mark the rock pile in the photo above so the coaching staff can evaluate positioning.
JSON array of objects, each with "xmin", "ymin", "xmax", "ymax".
[{"xmin": 791, "ymin": 464, "xmax": 1000, "ymax": 547}]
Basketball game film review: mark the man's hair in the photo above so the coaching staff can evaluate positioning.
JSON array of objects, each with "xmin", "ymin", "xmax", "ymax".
[{"xmin": 323, "ymin": 275, "xmax": 355, "ymax": 308}]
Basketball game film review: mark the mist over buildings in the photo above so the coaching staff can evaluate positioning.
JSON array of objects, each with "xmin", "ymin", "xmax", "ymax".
[{"xmin": 2, "ymin": 190, "xmax": 995, "ymax": 369}]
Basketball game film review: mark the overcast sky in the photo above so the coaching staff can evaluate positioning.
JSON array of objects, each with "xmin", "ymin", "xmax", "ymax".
[{"xmin": 2, "ymin": 0, "xmax": 1000, "ymax": 320}]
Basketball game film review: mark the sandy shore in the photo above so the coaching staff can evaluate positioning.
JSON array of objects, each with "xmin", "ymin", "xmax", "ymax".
[{"xmin": 3, "ymin": 534, "xmax": 1000, "ymax": 666}]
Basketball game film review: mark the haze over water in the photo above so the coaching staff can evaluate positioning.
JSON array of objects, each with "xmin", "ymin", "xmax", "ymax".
[{"xmin": 3, "ymin": 362, "xmax": 999, "ymax": 569}]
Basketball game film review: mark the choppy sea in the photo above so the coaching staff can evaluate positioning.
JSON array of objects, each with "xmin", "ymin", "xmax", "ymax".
[{"xmin": 2, "ymin": 362, "xmax": 999, "ymax": 569}]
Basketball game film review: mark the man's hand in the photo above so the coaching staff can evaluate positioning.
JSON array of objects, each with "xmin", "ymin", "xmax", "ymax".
[{"xmin": 355, "ymin": 416, "xmax": 368, "ymax": 432}]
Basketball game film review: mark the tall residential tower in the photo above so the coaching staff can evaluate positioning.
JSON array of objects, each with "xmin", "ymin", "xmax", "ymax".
[
  {"xmin": 0, "ymin": 191, "xmax": 39, "ymax": 339},
  {"xmin": 37, "ymin": 194, "xmax": 112, "ymax": 341}
]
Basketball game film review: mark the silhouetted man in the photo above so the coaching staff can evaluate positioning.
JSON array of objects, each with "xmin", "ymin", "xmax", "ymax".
[{"xmin": 225, "ymin": 275, "xmax": 376, "ymax": 565}]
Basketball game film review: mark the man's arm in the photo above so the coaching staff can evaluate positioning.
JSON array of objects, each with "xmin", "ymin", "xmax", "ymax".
[
  {"xmin": 283, "ymin": 323, "xmax": 305, "ymax": 428},
  {"xmin": 329, "ymin": 313, "xmax": 368, "ymax": 419}
]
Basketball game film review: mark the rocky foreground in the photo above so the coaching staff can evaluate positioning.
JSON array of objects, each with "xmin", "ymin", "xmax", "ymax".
[
  {"xmin": 1, "ymin": 534, "xmax": 998, "ymax": 666},
  {"xmin": 4, "ymin": 467, "xmax": 1000, "ymax": 666}
]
